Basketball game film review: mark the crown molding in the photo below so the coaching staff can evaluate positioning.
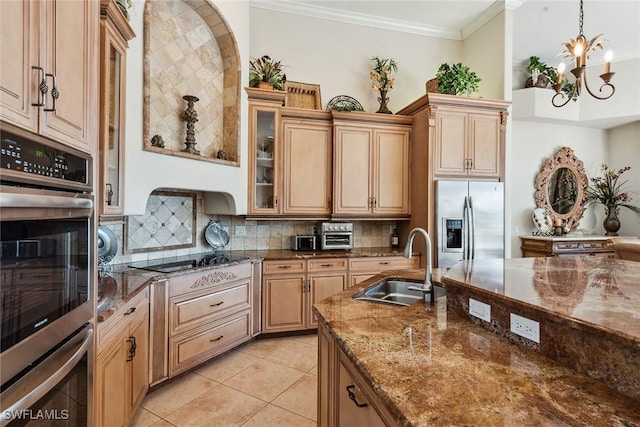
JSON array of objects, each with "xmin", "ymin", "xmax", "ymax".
[
  {"xmin": 250, "ymin": 0, "xmax": 462, "ymax": 40},
  {"xmin": 460, "ymin": 0, "xmax": 525, "ymax": 39}
]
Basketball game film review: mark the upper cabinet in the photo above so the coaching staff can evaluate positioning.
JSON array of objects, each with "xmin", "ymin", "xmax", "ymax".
[
  {"xmin": 0, "ymin": 0, "xmax": 99, "ymax": 154},
  {"xmin": 332, "ymin": 112, "xmax": 412, "ymax": 218},
  {"xmin": 99, "ymin": 0, "xmax": 135, "ymax": 218},
  {"xmin": 247, "ymin": 88, "xmax": 333, "ymax": 219},
  {"xmin": 433, "ymin": 108, "xmax": 505, "ymax": 179}
]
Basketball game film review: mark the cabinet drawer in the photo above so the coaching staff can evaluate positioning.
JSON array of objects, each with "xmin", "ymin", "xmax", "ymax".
[
  {"xmin": 349, "ymin": 256, "xmax": 419, "ymax": 271},
  {"xmin": 580, "ymin": 241, "xmax": 607, "ymax": 250},
  {"xmin": 97, "ymin": 288, "xmax": 149, "ymax": 352},
  {"xmin": 308, "ymin": 258, "xmax": 348, "ymax": 272},
  {"xmin": 14, "ymin": 268, "xmax": 66, "ymax": 286},
  {"xmin": 554, "ymin": 242, "xmax": 580, "ymax": 252},
  {"xmin": 169, "ymin": 279, "xmax": 251, "ymax": 336},
  {"xmin": 168, "ymin": 309, "xmax": 251, "ymax": 377},
  {"xmin": 169, "ymin": 263, "xmax": 251, "ymax": 297},
  {"xmin": 263, "ymin": 259, "xmax": 306, "ymax": 274}
]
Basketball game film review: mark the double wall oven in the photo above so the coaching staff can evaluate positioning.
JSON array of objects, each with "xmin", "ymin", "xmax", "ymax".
[{"xmin": 0, "ymin": 123, "xmax": 94, "ymax": 426}]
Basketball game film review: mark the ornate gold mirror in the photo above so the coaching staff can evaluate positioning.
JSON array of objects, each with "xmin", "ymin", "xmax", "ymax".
[{"xmin": 534, "ymin": 147, "xmax": 588, "ymax": 230}]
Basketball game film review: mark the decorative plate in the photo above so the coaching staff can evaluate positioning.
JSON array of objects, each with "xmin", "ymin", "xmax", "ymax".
[
  {"xmin": 532, "ymin": 208, "xmax": 553, "ymax": 234},
  {"xmin": 97, "ymin": 225, "xmax": 118, "ymax": 264},
  {"xmin": 205, "ymin": 220, "xmax": 230, "ymax": 250},
  {"xmin": 326, "ymin": 95, "xmax": 364, "ymax": 112}
]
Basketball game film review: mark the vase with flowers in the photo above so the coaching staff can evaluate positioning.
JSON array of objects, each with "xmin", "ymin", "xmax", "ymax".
[
  {"xmin": 370, "ymin": 57, "xmax": 397, "ymax": 114},
  {"xmin": 585, "ymin": 164, "xmax": 640, "ymax": 236}
]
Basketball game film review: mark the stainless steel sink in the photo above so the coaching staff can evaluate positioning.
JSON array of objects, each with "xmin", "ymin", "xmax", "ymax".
[{"xmin": 353, "ymin": 279, "xmax": 445, "ymax": 306}]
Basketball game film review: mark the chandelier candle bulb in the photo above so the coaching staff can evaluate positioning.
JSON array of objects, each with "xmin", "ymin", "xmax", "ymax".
[
  {"xmin": 604, "ymin": 50, "xmax": 613, "ymax": 74},
  {"xmin": 556, "ymin": 63, "xmax": 565, "ymax": 84}
]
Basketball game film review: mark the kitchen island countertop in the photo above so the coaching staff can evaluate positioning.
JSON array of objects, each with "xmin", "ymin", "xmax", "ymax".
[{"xmin": 313, "ymin": 257, "xmax": 640, "ymax": 426}]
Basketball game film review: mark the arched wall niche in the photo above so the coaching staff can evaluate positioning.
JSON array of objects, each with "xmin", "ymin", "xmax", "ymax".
[{"xmin": 143, "ymin": 0, "xmax": 241, "ymax": 165}]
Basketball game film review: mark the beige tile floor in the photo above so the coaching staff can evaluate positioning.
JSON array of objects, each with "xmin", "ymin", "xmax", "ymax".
[{"xmin": 131, "ymin": 334, "xmax": 318, "ymax": 427}]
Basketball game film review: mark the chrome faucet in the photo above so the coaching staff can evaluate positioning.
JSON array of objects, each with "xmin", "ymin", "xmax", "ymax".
[{"xmin": 403, "ymin": 227, "xmax": 433, "ymax": 297}]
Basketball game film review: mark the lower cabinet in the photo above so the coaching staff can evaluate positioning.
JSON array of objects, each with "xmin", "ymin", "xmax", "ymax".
[
  {"xmin": 95, "ymin": 288, "xmax": 149, "ymax": 427},
  {"xmin": 348, "ymin": 255, "xmax": 420, "ymax": 287},
  {"xmin": 318, "ymin": 322, "xmax": 394, "ymax": 426},
  {"xmin": 262, "ymin": 258, "xmax": 347, "ymax": 333}
]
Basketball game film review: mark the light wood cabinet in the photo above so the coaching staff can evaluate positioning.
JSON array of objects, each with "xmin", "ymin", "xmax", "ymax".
[
  {"xmin": 148, "ymin": 263, "xmax": 255, "ymax": 384},
  {"xmin": 332, "ymin": 111, "xmax": 412, "ymax": 218},
  {"xmin": 0, "ymin": 0, "xmax": 98, "ymax": 154},
  {"xmin": 348, "ymin": 255, "xmax": 420, "ymax": 287},
  {"xmin": 433, "ymin": 108, "xmax": 504, "ymax": 178},
  {"xmin": 318, "ymin": 322, "xmax": 394, "ymax": 426},
  {"xmin": 98, "ymin": 0, "xmax": 135, "ymax": 218},
  {"xmin": 396, "ymin": 94, "xmax": 510, "ymax": 268},
  {"xmin": 262, "ymin": 258, "xmax": 347, "ymax": 333},
  {"xmin": 520, "ymin": 236, "xmax": 616, "ymax": 257},
  {"xmin": 95, "ymin": 288, "xmax": 149, "ymax": 427}
]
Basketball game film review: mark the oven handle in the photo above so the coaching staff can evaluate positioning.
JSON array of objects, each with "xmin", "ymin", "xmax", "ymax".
[
  {"xmin": 0, "ymin": 327, "xmax": 93, "ymax": 426},
  {"xmin": 0, "ymin": 192, "xmax": 93, "ymax": 209}
]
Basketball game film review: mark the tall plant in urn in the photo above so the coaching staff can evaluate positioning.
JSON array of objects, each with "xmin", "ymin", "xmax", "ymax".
[
  {"xmin": 370, "ymin": 57, "xmax": 397, "ymax": 114},
  {"xmin": 585, "ymin": 164, "xmax": 640, "ymax": 236}
]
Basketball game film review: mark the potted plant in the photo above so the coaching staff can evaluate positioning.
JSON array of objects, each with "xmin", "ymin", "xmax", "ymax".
[
  {"xmin": 249, "ymin": 55, "xmax": 287, "ymax": 90},
  {"xmin": 433, "ymin": 63, "xmax": 481, "ymax": 96},
  {"xmin": 369, "ymin": 57, "xmax": 397, "ymax": 113},
  {"xmin": 525, "ymin": 56, "xmax": 556, "ymax": 88}
]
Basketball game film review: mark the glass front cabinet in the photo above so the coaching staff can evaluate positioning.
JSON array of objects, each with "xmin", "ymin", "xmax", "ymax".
[
  {"xmin": 99, "ymin": 0, "xmax": 135, "ymax": 218},
  {"xmin": 246, "ymin": 88, "xmax": 286, "ymax": 216}
]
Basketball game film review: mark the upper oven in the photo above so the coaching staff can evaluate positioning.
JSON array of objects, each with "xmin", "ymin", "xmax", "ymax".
[{"xmin": 0, "ymin": 123, "xmax": 94, "ymax": 398}]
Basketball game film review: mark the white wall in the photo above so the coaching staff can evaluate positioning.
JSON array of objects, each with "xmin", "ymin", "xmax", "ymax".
[
  {"xmin": 123, "ymin": 0, "xmax": 250, "ymax": 215},
  {"xmin": 249, "ymin": 8, "xmax": 463, "ymax": 113},
  {"xmin": 510, "ymin": 121, "xmax": 608, "ymax": 257},
  {"xmin": 607, "ymin": 121, "xmax": 640, "ymax": 238}
]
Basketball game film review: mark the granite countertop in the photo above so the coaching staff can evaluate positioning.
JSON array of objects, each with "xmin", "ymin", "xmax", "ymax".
[
  {"xmin": 313, "ymin": 260, "xmax": 640, "ymax": 425},
  {"xmin": 97, "ymin": 247, "xmax": 413, "ymax": 322}
]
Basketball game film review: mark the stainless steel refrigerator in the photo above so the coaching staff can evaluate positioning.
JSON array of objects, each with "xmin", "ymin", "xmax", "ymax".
[{"xmin": 435, "ymin": 180, "xmax": 504, "ymax": 269}]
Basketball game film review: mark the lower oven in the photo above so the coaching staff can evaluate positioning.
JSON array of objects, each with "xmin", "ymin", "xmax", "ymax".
[{"xmin": 0, "ymin": 123, "xmax": 94, "ymax": 426}]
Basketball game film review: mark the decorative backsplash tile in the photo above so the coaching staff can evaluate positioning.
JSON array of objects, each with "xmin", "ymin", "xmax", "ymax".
[{"xmin": 125, "ymin": 191, "xmax": 197, "ymax": 252}]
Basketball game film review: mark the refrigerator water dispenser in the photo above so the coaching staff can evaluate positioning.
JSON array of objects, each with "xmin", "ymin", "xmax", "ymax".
[{"xmin": 444, "ymin": 218, "xmax": 463, "ymax": 252}]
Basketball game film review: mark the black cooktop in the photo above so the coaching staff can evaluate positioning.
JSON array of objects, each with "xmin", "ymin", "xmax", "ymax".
[{"xmin": 128, "ymin": 252, "xmax": 247, "ymax": 273}]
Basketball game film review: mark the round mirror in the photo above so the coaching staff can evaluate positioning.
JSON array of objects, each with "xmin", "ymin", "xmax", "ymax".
[
  {"xmin": 547, "ymin": 168, "xmax": 578, "ymax": 215},
  {"xmin": 534, "ymin": 147, "xmax": 588, "ymax": 231}
]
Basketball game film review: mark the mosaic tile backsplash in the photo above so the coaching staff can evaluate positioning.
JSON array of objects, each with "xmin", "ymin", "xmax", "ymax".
[{"xmin": 104, "ymin": 191, "xmax": 397, "ymax": 266}]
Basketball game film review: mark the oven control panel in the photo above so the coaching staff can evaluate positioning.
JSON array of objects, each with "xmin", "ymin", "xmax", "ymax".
[{"xmin": 1, "ymin": 129, "xmax": 88, "ymax": 184}]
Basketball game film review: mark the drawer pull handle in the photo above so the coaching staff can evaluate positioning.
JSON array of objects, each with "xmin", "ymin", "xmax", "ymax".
[
  {"xmin": 210, "ymin": 335, "xmax": 224, "ymax": 343},
  {"xmin": 346, "ymin": 385, "xmax": 368, "ymax": 408},
  {"xmin": 379, "ymin": 261, "xmax": 390, "ymax": 265},
  {"xmin": 123, "ymin": 307, "xmax": 136, "ymax": 316},
  {"xmin": 210, "ymin": 301, "xmax": 224, "ymax": 307},
  {"xmin": 279, "ymin": 265, "xmax": 292, "ymax": 269},
  {"xmin": 31, "ymin": 274, "xmax": 49, "ymax": 278},
  {"xmin": 126, "ymin": 337, "xmax": 137, "ymax": 362},
  {"xmin": 321, "ymin": 263, "xmax": 333, "ymax": 267}
]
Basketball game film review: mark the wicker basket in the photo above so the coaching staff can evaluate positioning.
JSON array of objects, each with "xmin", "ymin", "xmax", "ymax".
[
  {"xmin": 426, "ymin": 78, "xmax": 440, "ymax": 93},
  {"xmin": 284, "ymin": 81, "xmax": 322, "ymax": 109}
]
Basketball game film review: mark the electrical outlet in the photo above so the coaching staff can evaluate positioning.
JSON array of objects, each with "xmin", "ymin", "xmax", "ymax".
[
  {"xmin": 235, "ymin": 225, "xmax": 246, "ymax": 236},
  {"xmin": 469, "ymin": 298, "xmax": 491, "ymax": 322},
  {"xmin": 510, "ymin": 313, "xmax": 540, "ymax": 343}
]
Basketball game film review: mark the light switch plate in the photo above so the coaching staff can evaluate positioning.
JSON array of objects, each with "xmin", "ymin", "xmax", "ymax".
[
  {"xmin": 510, "ymin": 313, "xmax": 540, "ymax": 343},
  {"xmin": 469, "ymin": 298, "xmax": 491, "ymax": 322}
]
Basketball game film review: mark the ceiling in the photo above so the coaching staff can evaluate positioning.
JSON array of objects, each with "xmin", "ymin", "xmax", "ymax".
[{"xmin": 252, "ymin": 0, "xmax": 640, "ymax": 67}]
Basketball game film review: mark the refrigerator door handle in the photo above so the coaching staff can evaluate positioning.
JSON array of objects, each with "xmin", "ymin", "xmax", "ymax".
[
  {"xmin": 468, "ymin": 196, "xmax": 476, "ymax": 259},
  {"xmin": 462, "ymin": 196, "xmax": 469, "ymax": 260}
]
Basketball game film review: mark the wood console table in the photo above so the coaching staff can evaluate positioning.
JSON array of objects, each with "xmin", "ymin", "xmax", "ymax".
[{"xmin": 520, "ymin": 235, "xmax": 616, "ymax": 257}]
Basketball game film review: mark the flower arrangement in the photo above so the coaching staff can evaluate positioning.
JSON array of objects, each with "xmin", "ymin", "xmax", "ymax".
[
  {"xmin": 249, "ymin": 55, "xmax": 287, "ymax": 90},
  {"xmin": 369, "ymin": 57, "xmax": 397, "ymax": 93},
  {"xmin": 585, "ymin": 164, "xmax": 640, "ymax": 216}
]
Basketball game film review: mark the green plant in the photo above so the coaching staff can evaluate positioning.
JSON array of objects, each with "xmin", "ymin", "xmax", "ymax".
[
  {"xmin": 526, "ymin": 56, "xmax": 578, "ymax": 101},
  {"xmin": 585, "ymin": 164, "xmax": 640, "ymax": 216},
  {"xmin": 435, "ymin": 63, "xmax": 481, "ymax": 96},
  {"xmin": 249, "ymin": 55, "xmax": 287, "ymax": 90},
  {"xmin": 369, "ymin": 57, "xmax": 397, "ymax": 92}
]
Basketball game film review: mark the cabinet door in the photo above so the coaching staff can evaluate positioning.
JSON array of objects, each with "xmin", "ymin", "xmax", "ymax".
[
  {"xmin": 468, "ymin": 112, "xmax": 501, "ymax": 178},
  {"xmin": 262, "ymin": 274, "xmax": 306, "ymax": 332},
  {"xmin": 0, "ymin": 1, "xmax": 38, "ymax": 132},
  {"xmin": 337, "ymin": 361, "xmax": 386, "ymax": 427},
  {"xmin": 308, "ymin": 273, "xmax": 346, "ymax": 328},
  {"xmin": 333, "ymin": 126, "xmax": 372, "ymax": 215},
  {"xmin": 39, "ymin": 0, "xmax": 97, "ymax": 153},
  {"xmin": 283, "ymin": 120, "xmax": 332, "ymax": 215},
  {"xmin": 372, "ymin": 128, "xmax": 410, "ymax": 215},
  {"xmin": 128, "ymin": 307, "xmax": 149, "ymax": 418},
  {"xmin": 434, "ymin": 109, "xmax": 468, "ymax": 177},
  {"xmin": 96, "ymin": 337, "xmax": 128, "ymax": 427},
  {"xmin": 99, "ymin": 21, "xmax": 128, "ymax": 216},
  {"xmin": 248, "ymin": 104, "xmax": 280, "ymax": 215}
]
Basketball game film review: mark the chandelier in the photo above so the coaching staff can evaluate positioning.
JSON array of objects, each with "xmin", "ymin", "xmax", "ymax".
[{"xmin": 551, "ymin": 0, "xmax": 615, "ymax": 107}]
